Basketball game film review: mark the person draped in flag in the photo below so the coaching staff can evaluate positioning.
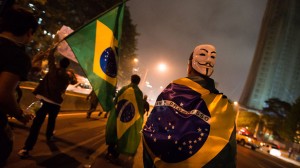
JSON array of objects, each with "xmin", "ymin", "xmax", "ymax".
[
  {"xmin": 143, "ymin": 44, "xmax": 237, "ymax": 168},
  {"xmin": 105, "ymin": 74, "xmax": 144, "ymax": 162}
]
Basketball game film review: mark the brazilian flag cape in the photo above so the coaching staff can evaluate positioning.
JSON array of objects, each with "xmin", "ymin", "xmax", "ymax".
[
  {"xmin": 106, "ymin": 84, "xmax": 144, "ymax": 155},
  {"xmin": 143, "ymin": 77, "xmax": 237, "ymax": 168}
]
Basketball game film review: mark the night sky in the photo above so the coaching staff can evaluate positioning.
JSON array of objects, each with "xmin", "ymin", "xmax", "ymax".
[{"xmin": 127, "ymin": 0, "xmax": 267, "ymax": 104}]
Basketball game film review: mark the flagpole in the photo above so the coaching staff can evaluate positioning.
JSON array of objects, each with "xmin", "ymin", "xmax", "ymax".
[
  {"xmin": 34, "ymin": 0, "xmax": 131, "ymax": 55},
  {"xmin": 63, "ymin": 0, "xmax": 129, "ymax": 40},
  {"xmin": 46, "ymin": 0, "xmax": 129, "ymax": 56}
]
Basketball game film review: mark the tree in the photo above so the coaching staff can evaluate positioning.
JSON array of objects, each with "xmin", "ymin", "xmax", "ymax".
[
  {"xmin": 285, "ymin": 96, "xmax": 300, "ymax": 143},
  {"xmin": 118, "ymin": 6, "xmax": 139, "ymax": 87},
  {"xmin": 261, "ymin": 98, "xmax": 292, "ymax": 141},
  {"xmin": 237, "ymin": 109, "xmax": 260, "ymax": 133},
  {"xmin": 15, "ymin": 0, "xmax": 138, "ymax": 85}
]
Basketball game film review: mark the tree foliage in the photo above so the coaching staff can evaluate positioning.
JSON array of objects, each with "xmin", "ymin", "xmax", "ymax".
[
  {"xmin": 262, "ymin": 98, "xmax": 291, "ymax": 117},
  {"xmin": 15, "ymin": 0, "xmax": 138, "ymax": 85},
  {"xmin": 237, "ymin": 109, "xmax": 260, "ymax": 133},
  {"xmin": 286, "ymin": 97, "xmax": 300, "ymax": 143},
  {"xmin": 261, "ymin": 98, "xmax": 292, "ymax": 141}
]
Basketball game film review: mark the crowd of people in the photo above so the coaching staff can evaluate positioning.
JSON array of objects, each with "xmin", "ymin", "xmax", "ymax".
[{"xmin": 0, "ymin": 2, "xmax": 238, "ymax": 168}]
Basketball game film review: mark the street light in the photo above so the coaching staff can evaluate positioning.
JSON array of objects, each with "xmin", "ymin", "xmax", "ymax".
[
  {"xmin": 157, "ymin": 63, "xmax": 167, "ymax": 72},
  {"xmin": 133, "ymin": 59, "xmax": 168, "ymax": 89},
  {"xmin": 234, "ymin": 101, "xmax": 240, "ymax": 129},
  {"xmin": 133, "ymin": 58, "xmax": 139, "ymax": 63},
  {"xmin": 132, "ymin": 59, "xmax": 168, "ymax": 103},
  {"xmin": 145, "ymin": 81, "xmax": 152, "ymax": 88}
]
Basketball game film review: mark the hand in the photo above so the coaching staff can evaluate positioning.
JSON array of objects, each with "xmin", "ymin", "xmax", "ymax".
[{"xmin": 15, "ymin": 111, "xmax": 34, "ymax": 125}]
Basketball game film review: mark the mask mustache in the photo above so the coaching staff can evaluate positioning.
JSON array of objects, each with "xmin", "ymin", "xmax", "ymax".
[{"xmin": 198, "ymin": 62, "xmax": 214, "ymax": 68}]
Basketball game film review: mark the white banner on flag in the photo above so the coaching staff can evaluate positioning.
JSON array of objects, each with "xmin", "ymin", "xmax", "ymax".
[{"xmin": 56, "ymin": 25, "xmax": 78, "ymax": 63}]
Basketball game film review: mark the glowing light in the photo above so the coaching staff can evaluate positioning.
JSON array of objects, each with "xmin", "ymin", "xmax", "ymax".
[
  {"xmin": 158, "ymin": 63, "xmax": 167, "ymax": 72},
  {"xmin": 28, "ymin": 3, "xmax": 36, "ymax": 11},
  {"xmin": 133, "ymin": 68, "xmax": 139, "ymax": 72},
  {"xmin": 38, "ymin": 18, "xmax": 43, "ymax": 24},
  {"xmin": 270, "ymin": 149, "xmax": 281, "ymax": 156}
]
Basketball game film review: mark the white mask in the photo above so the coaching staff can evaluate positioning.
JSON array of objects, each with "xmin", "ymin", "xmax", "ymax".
[{"xmin": 192, "ymin": 44, "xmax": 216, "ymax": 77}]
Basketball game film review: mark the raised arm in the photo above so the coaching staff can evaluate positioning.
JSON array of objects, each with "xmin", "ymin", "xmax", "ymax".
[{"xmin": 47, "ymin": 47, "xmax": 57, "ymax": 72}]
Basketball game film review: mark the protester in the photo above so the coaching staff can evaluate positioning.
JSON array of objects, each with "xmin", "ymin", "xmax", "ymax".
[
  {"xmin": 98, "ymin": 106, "xmax": 108, "ymax": 118},
  {"xmin": 86, "ymin": 90, "xmax": 107, "ymax": 119},
  {"xmin": 102, "ymin": 111, "xmax": 108, "ymax": 118},
  {"xmin": 18, "ymin": 47, "xmax": 77, "ymax": 158},
  {"xmin": 288, "ymin": 147, "xmax": 294, "ymax": 158},
  {"xmin": 105, "ymin": 74, "xmax": 144, "ymax": 163},
  {"xmin": 143, "ymin": 95, "xmax": 150, "ymax": 116},
  {"xmin": 86, "ymin": 91, "xmax": 99, "ymax": 118},
  {"xmin": 142, "ymin": 44, "xmax": 237, "ymax": 168},
  {"xmin": 0, "ymin": 6, "xmax": 38, "ymax": 167}
]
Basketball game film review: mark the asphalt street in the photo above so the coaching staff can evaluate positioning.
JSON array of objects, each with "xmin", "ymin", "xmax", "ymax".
[
  {"xmin": 6, "ymin": 112, "xmax": 142, "ymax": 168},
  {"xmin": 4, "ymin": 85, "xmax": 299, "ymax": 168},
  {"xmin": 5, "ymin": 112, "xmax": 300, "ymax": 168}
]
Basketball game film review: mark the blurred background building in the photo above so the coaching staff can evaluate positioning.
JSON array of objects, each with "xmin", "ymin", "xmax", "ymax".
[{"xmin": 240, "ymin": 0, "xmax": 300, "ymax": 110}]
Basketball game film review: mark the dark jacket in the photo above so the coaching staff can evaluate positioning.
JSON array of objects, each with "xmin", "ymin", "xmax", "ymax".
[
  {"xmin": 143, "ymin": 99, "xmax": 149, "ymax": 113},
  {"xmin": 33, "ymin": 50, "xmax": 77, "ymax": 104}
]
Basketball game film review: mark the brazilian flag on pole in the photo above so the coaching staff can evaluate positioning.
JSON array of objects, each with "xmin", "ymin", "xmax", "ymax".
[
  {"xmin": 106, "ymin": 84, "xmax": 144, "ymax": 155},
  {"xmin": 65, "ymin": 2, "xmax": 125, "ymax": 112}
]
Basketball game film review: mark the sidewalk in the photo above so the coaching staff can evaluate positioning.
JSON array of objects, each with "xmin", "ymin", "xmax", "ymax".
[
  {"xmin": 257, "ymin": 148, "xmax": 300, "ymax": 167},
  {"xmin": 278, "ymin": 150, "xmax": 300, "ymax": 167}
]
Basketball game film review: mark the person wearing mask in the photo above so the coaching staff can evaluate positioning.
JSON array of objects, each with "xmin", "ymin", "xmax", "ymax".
[
  {"xmin": 143, "ymin": 44, "xmax": 237, "ymax": 168},
  {"xmin": 0, "ymin": 6, "xmax": 38, "ymax": 167}
]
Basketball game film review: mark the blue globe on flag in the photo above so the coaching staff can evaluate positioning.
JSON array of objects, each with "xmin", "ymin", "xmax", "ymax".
[
  {"xmin": 116, "ymin": 99, "xmax": 135, "ymax": 123},
  {"xmin": 100, "ymin": 47, "xmax": 117, "ymax": 78}
]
